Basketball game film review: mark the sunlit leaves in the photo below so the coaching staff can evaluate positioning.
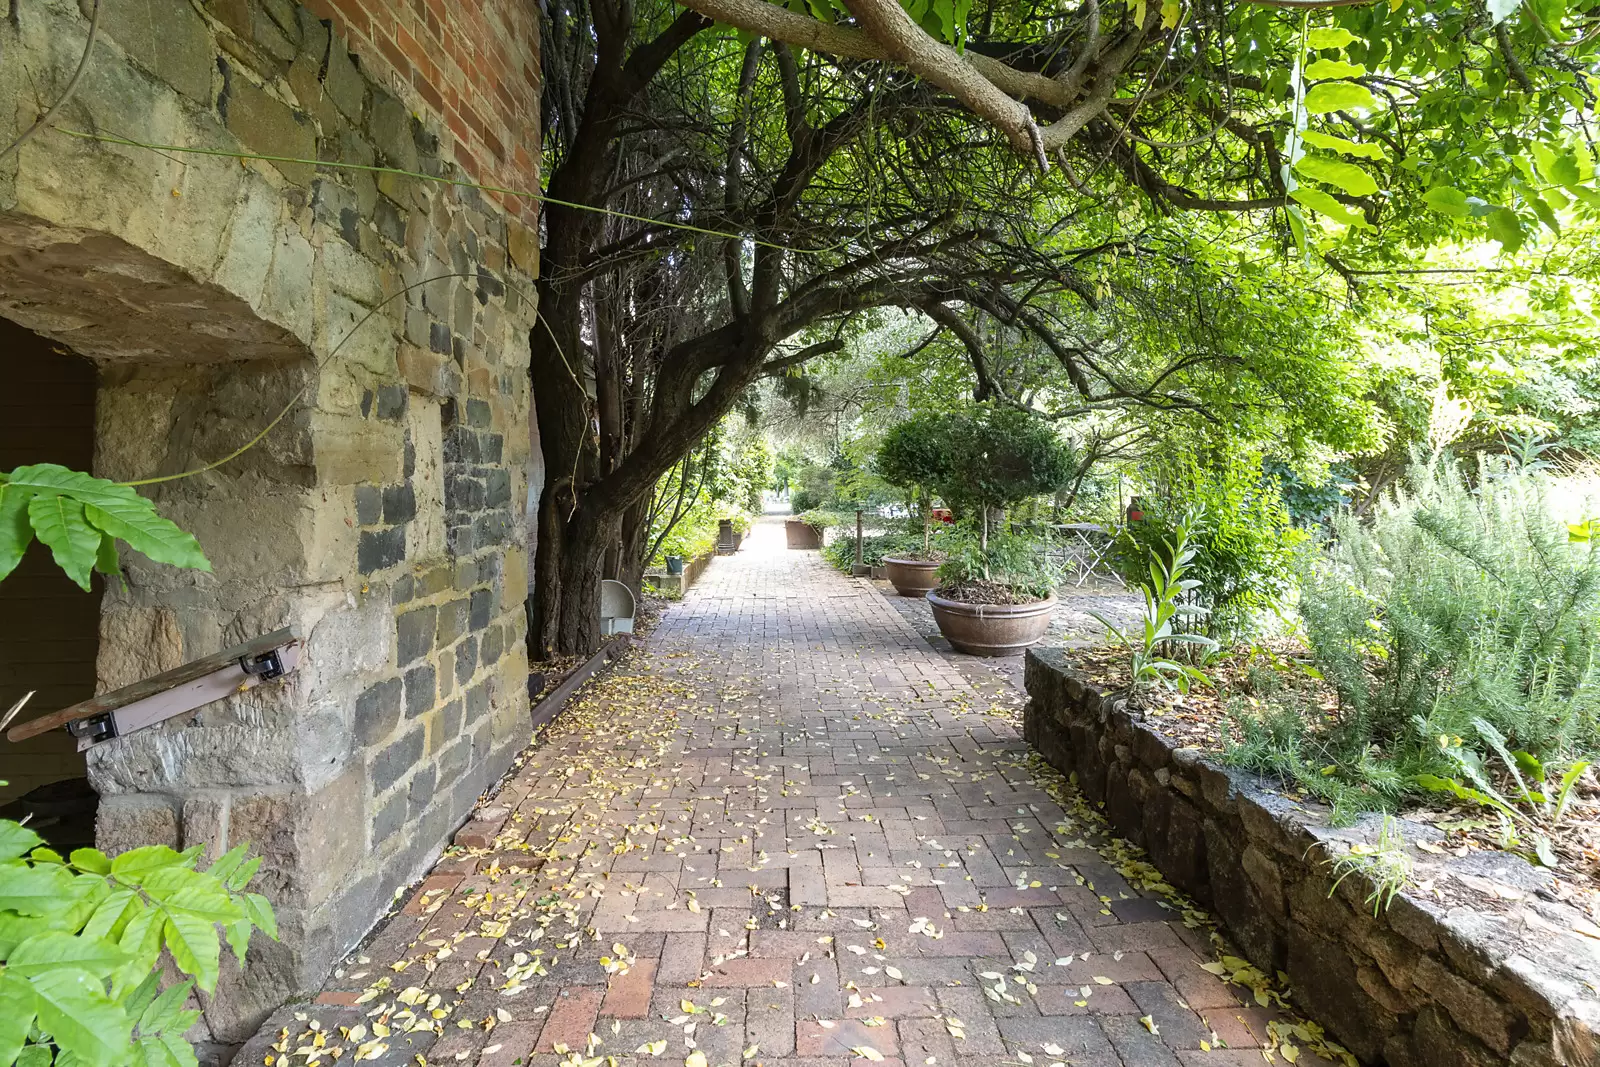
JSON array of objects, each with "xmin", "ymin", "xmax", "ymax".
[
  {"xmin": 1306, "ymin": 27, "xmax": 1360, "ymax": 49},
  {"xmin": 1300, "ymin": 132, "xmax": 1384, "ymax": 161},
  {"xmin": 1294, "ymin": 156, "xmax": 1379, "ymax": 197},
  {"xmin": 1422, "ymin": 187, "xmax": 1472, "ymax": 217},
  {"xmin": 1304, "ymin": 59, "xmax": 1366, "ymax": 79},
  {"xmin": 1290, "ymin": 188, "xmax": 1371, "ymax": 229},
  {"xmin": 1486, "ymin": 206, "xmax": 1525, "ymax": 253},
  {"xmin": 1303, "ymin": 82, "xmax": 1376, "ymax": 114}
]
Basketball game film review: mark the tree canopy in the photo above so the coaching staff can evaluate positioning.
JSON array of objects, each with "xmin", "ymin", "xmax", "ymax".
[{"xmin": 526, "ymin": 0, "xmax": 1600, "ymax": 653}]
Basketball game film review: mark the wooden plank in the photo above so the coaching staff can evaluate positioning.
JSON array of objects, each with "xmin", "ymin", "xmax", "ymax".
[
  {"xmin": 530, "ymin": 638, "xmax": 627, "ymax": 733},
  {"xmin": 7, "ymin": 625, "xmax": 302, "ymax": 743}
]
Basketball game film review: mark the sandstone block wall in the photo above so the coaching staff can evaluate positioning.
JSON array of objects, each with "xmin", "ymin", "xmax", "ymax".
[
  {"xmin": 1023, "ymin": 648, "xmax": 1600, "ymax": 1067},
  {"xmin": 0, "ymin": 0, "xmax": 540, "ymax": 1050}
]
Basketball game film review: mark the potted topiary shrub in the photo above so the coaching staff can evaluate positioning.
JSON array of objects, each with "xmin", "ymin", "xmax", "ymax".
[
  {"xmin": 875, "ymin": 413, "xmax": 949, "ymax": 596},
  {"xmin": 923, "ymin": 407, "xmax": 1077, "ymax": 655}
]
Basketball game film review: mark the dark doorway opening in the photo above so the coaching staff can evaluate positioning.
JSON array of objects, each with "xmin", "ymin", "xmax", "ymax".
[{"xmin": 0, "ymin": 318, "xmax": 101, "ymax": 848}]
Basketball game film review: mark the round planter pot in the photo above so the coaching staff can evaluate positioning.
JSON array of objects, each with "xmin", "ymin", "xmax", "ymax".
[
  {"xmin": 926, "ymin": 591, "xmax": 1056, "ymax": 656},
  {"xmin": 883, "ymin": 557, "xmax": 941, "ymax": 597}
]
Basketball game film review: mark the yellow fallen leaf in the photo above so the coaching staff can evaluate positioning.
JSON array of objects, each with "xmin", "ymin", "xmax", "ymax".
[
  {"xmin": 685, "ymin": 1052, "xmax": 708, "ymax": 1067},
  {"xmin": 1139, "ymin": 1016, "xmax": 1159, "ymax": 1036},
  {"xmin": 1093, "ymin": 977, "xmax": 1113, "ymax": 985},
  {"xmin": 851, "ymin": 1047, "xmax": 885, "ymax": 1062}
]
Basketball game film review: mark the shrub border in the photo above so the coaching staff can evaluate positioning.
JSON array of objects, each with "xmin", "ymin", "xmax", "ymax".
[{"xmin": 1022, "ymin": 647, "xmax": 1600, "ymax": 1067}]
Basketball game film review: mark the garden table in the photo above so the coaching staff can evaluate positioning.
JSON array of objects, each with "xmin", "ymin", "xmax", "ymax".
[{"xmin": 1051, "ymin": 522, "xmax": 1117, "ymax": 586}]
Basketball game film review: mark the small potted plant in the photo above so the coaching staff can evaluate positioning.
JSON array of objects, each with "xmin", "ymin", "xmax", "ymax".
[
  {"xmin": 922, "ymin": 407, "xmax": 1077, "ymax": 655},
  {"xmin": 875, "ymin": 413, "xmax": 949, "ymax": 596}
]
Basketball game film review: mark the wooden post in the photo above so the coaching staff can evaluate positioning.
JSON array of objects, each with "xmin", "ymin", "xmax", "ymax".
[{"xmin": 855, "ymin": 510, "xmax": 864, "ymax": 568}]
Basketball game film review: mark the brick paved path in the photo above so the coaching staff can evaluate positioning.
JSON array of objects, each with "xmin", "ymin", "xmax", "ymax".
[{"xmin": 244, "ymin": 517, "xmax": 1339, "ymax": 1067}]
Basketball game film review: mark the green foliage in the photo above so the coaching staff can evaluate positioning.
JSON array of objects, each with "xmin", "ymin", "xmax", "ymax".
[
  {"xmin": 1323, "ymin": 816, "xmax": 1413, "ymax": 917},
  {"xmin": 821, "ymin": 529, "xmax": 921, "ymax": 572},
  {"xmin": 788, "ymin": 487, "xmax": 823, "ymax": 514},
  {"xmin": 1237, "ymin": 452, "xmax": 1600, "ymax": 845},
  {"xmin": 1415, "ymin": 719, "xmax": 1590, "ymax": 865},
  {"xmin": 646, "ymin": 419, "xmax": 766, "ymax": 568},
  {"xmin": 932, "ymin": 407, "xmax": 1077, "ymax": 516},
  {"xmin": 0, "ymin": 825, "xmax": 276, "ymax": 1067},
  {"xmin": 1264, "ymin": 460, "xmax": 1355, "ymax": 529},
  {"xmin": 1111, "ymin": 454, "xmax": 1302, "ymax": 643},
  {"xmin": 876, "ymin": 415, "xmax": 952, "ymax": 501},
  {"xmin": 934, "ymin": 527, "xmax": 1062, "ymax": 601},
  {"xmin": 0, "ymin": 466, "xmax": 210, "ymax": 591},
  {"xmin": 1303, "ymin": 453, "xmax": 1600, "ymax": 759},
  {"xmin": 651, "ymin": 497, "xmax": 721, "ymax": 564},
  {"xmin": 1089, "ymin": 513, "xmax": 1217, "ymax": 695}
]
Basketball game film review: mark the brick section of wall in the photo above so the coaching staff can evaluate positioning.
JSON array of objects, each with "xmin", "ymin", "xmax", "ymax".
[{"xmin": 295, "ymin": 0, "xmax": 542, "ymax": 222}]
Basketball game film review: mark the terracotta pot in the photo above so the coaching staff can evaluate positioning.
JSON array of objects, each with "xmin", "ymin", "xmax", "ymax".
[
  {"xmin": 785, "ymin": 519, "xmax": 823, "ymax": 549},
  {"xmin": 926, "ymin": 591, "xmax": 1056, "ymax": 656},
  {"xmin": 882, "ymin": 557, "xmax": 940, "ymax": 597}
]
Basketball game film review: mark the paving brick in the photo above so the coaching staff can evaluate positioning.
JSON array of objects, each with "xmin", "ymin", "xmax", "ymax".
[
  {"xmin": 600, "ymin": 959, "xmax": 656, "ymax": 1018},
  {"xmin": 796, "ymin": 1019, "xmax": 900, "ymax": 1058},
  {"xmin": 479, "ymin": 1023, "xmax": 541, "ymax": 1067},
  {"xmin": 844, "ymin": 985, "xmax": 939, "ymax": 1019},
  {"xmin": 535, "ymin": 988, "xmax": 603, "ymax": 1052},
  {"xmin": 700, "ymin": 957, "xmax": 791, "ymax": 987},
  {"xmin": 746, "ymin": 986, "xmax": 796, "ymax": 1057},
  {"xmin": 658, "ymin": 932, "xmax": 706, "ymax": 983}
]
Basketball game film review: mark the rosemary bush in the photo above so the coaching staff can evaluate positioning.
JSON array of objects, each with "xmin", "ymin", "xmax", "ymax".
[{"xmin": 1231, "ymin": 451, "xmax": 1600, "ymax": 836}]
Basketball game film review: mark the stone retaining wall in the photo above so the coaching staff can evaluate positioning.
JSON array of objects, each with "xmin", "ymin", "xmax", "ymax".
[{"xmin": 1023, "ymin": 647, "xmax": 1600, "ymax": 1067}]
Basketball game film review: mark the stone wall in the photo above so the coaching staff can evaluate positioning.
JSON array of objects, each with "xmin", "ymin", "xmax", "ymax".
[
  {"xmin": 0, "ymin": 0, "xmax": 539, "ymax": 1051},
  {"xmin": 1023, "ymin": 649, "xmax": 1600, "ymax": 1067}
]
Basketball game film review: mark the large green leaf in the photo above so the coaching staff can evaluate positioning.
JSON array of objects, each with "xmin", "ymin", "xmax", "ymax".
[
  {"xmin": 1305, "ymin": 58, "xmax": 1366, "ymax": 79},
  {"xmin": 1487, "ymin": 206, "xmax": 1525, "ymax": 253},
  {"xmin": 1306, "ymin": 27, "xmax": 1359, "ymax": 48},
  {"xmin": 1422, "ymin": 186, "xmax": 1472, "ymax": 216},
  {"xmin": 70, "ymin": 848, "xmax": 112, "ymax": 876},
  {"xmin": 0, "ymin": 973, "xmax": 36, "ymax": 1067},
  {"xmin": 1300, "ymin": 131, "xmax": 1384, "ymax": 160},
  {"xmin": 0, "ymin": 862, "xmax": 77, "ymax": 916},
  {"xmin": 226, "ymin": 855, "xmax": 262, "ymax": 893},
  {"xmin": 7, "ymin": 931, "xmax": 130, "ymax": 979},
  {"xmin": 110, "ymin": 845, "xmax": 186, "ymax": 885},
  {"xmin": 84, "ymin": 502, "xmax": 208, "ymax": 573},
  {"xmin": 244, "ymin": 893, "xmax": 278, "ymax": 941},
  {"xmin": 0, "ymin": 466, "xmax": 208, "ymax": 584},
  {"xmin": 161, "ymin": 911, "xmax": 222, "ymax": 992},
  {"xmin": 0, "ymin": 485, "xmax": 34, "ymax": 583},
  {"xmin": 137, "ymin": 980, "xmax": 195, "ymax": 1037},
  {"xmin": 27, "ymin": 494, "xmax": 99, "ymax": 592},
  {"xmin": 80, "ymin": 889, "xmax": 139, "ymax": 943},
  {"xmin": 1303, "ymin": 82, "xmax": 1376, "ymax": 114},
  {"xmin": 29, "ymin": 968, "xmax": 133, "ymax": 1067},
  {"xmin": 1295, "ymin": 155, "xmax": 1379, "ymax": 196},
  {"xmin": 0, "ymin": 822, "xmax": 43, "ymax": 862},
  {"xmin": 1290, "ymin": 187, "xmax": 1371, "ymax": 228}
]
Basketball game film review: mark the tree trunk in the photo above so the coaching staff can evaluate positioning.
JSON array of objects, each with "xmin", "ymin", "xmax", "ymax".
[{"xmin": 614, "ymin": 496, "xmax": 651, "ymax": 594}]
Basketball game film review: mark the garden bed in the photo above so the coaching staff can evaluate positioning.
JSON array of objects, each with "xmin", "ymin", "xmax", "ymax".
[
  {"xmin": 1024, "ymin": 646, "xmax": 1600, "ymax": 1067},
  {"xmin": 642, "ymin": 550, "xmax": 715, "ymax": 597}
]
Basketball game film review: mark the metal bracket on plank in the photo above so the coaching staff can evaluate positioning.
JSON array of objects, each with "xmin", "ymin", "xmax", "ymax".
[{"xmin": 7, "ymin": 626, "xmax": 304, "ymax": 750}]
